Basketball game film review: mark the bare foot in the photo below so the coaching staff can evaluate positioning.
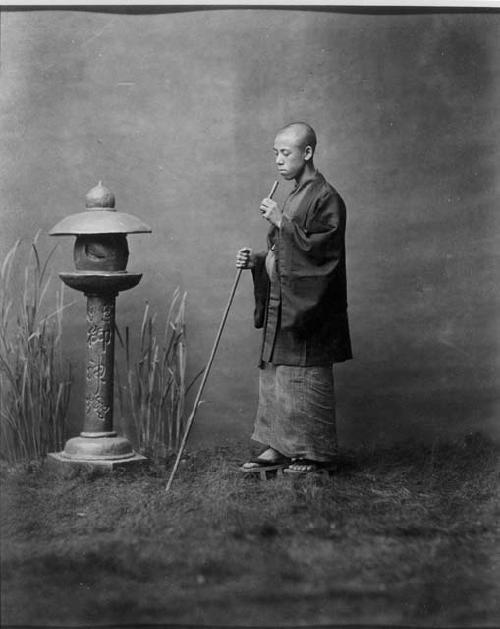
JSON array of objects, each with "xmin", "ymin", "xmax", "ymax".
[
  {"xmin": 288, "ymin": 460, "xmax": 316, "ymax": 473},
  {"xmin": 286, "ymin": 459, "xmax": 331, "ymax": 473},
  {"xmin": 241, "ymin": 447, "xmax": 287, "ymax": 470}
]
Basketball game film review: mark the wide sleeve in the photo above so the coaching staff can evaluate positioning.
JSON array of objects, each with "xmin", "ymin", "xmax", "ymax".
[
  {"xmin": 278, "ymin": 189, "xmax": 346, "ymax": 331},
  {"xmin": 250, "ymin": 252, "xmax": 269, "ymax": 329}
]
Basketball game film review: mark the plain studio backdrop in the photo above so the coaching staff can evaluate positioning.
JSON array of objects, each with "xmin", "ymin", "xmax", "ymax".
[{"xmin": 0, "ymin": 7, "xmax": 499, "ymax": 449}]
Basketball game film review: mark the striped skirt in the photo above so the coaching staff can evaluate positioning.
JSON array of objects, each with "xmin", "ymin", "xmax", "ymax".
[{"xmin": 252, "ymin": 362, "xmax": 338, "ymax": 461}]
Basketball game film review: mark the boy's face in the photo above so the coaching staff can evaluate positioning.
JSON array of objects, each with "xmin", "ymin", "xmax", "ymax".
[{"xmin": 273, "ymin": 130, "xmax": 308, "ymax": 181}]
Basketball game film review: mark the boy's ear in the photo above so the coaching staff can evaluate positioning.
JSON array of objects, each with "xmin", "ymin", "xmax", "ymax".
[{"xmin": 304, "ymin": 145, "xmax": 313, "ymax": 162}]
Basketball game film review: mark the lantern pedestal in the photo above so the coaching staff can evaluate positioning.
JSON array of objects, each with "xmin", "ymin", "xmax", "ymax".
[
  {"xmin": 47, "ymin": 182, "xmax": 151, "ymax": 472},
  {"xmin": 47, "ymin": 449, "xmax": 146, "ymax": 471}
]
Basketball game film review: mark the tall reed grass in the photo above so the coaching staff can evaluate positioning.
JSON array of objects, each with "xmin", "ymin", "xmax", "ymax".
[
  {"xmin": 0, "ymin": 234, "xmax": 73, "ymax": 464},
  {"xmin": 116, "ymin": 288, "xmax": 197, "ymax": 462}
]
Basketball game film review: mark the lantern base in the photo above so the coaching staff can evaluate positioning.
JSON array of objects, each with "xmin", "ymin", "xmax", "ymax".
[
  {"xmin": 46, "ymin": 451, "xmax": 146, "ymax": 471},
  {"xmin": 47, "ymin": 434, "xmax": 146, "ymax": 471}
]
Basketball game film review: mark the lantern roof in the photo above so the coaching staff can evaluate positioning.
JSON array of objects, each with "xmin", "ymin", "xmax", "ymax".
[{"xmin": 49, "ymin": 182, "xmax": 152, "ymax": 236}]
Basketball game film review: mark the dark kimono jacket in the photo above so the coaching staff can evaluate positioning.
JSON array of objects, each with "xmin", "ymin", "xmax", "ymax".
[{"xmin": 252, "ymin": 171, "xmax": 352, "ymax": 367}]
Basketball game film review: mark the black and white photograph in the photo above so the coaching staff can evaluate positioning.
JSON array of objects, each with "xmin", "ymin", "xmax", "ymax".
[{"xmin": 0, "ymin": 1, "xmax": 499, "ymax": 627}]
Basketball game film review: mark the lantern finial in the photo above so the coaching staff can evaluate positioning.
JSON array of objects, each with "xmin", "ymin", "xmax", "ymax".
[{"xmin": 85, "ymin": 181, "xmax": 116, "ymax": 210}]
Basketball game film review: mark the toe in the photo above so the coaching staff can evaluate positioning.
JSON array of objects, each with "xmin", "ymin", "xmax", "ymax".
[
  {"xmin": 288, "ymin": 460, "xmax": 316, "ymax": 473},
  {"xmin": 241, "ymin": 461, "xmax": 257, "ymax": 470}
]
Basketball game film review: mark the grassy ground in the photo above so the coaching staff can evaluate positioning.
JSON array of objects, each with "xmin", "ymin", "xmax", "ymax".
[{"xmin": 1, "ymin": 434, "xmax": 499, "ymax": 627}]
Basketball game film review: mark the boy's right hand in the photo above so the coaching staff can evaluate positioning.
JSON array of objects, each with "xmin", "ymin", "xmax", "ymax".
[{"xmin": 236, "ymin": 247, "xmax": 255, "ymax": 269}]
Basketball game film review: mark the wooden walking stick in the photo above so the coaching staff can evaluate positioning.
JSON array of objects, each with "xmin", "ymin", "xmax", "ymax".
[{"xmin": 165, "ymin": 180, "xmax": 279, "ymax": 492}]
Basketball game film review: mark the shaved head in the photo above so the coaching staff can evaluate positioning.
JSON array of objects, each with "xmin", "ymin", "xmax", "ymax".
[
  {"xmin": 273, "ymin": 121, "xmax": 318, "ymax": 183},
  {"xmin": 277, "ymin": 122, "xmax": 317, "ymax": 154}
]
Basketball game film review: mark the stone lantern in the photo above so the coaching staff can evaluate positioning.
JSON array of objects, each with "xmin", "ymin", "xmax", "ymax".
[{"xmin": 48, "ymin": 182, "xmax": 151, "ymax": 469}]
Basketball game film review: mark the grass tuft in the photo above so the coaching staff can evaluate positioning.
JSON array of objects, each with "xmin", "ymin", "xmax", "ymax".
[
  {"xmin": 116, "ymin": 288, "xmax": 199, "ymax": 462},
  {"xmin": 0, "ymin": 234, "xmax": 73, "ymax": 464}
]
